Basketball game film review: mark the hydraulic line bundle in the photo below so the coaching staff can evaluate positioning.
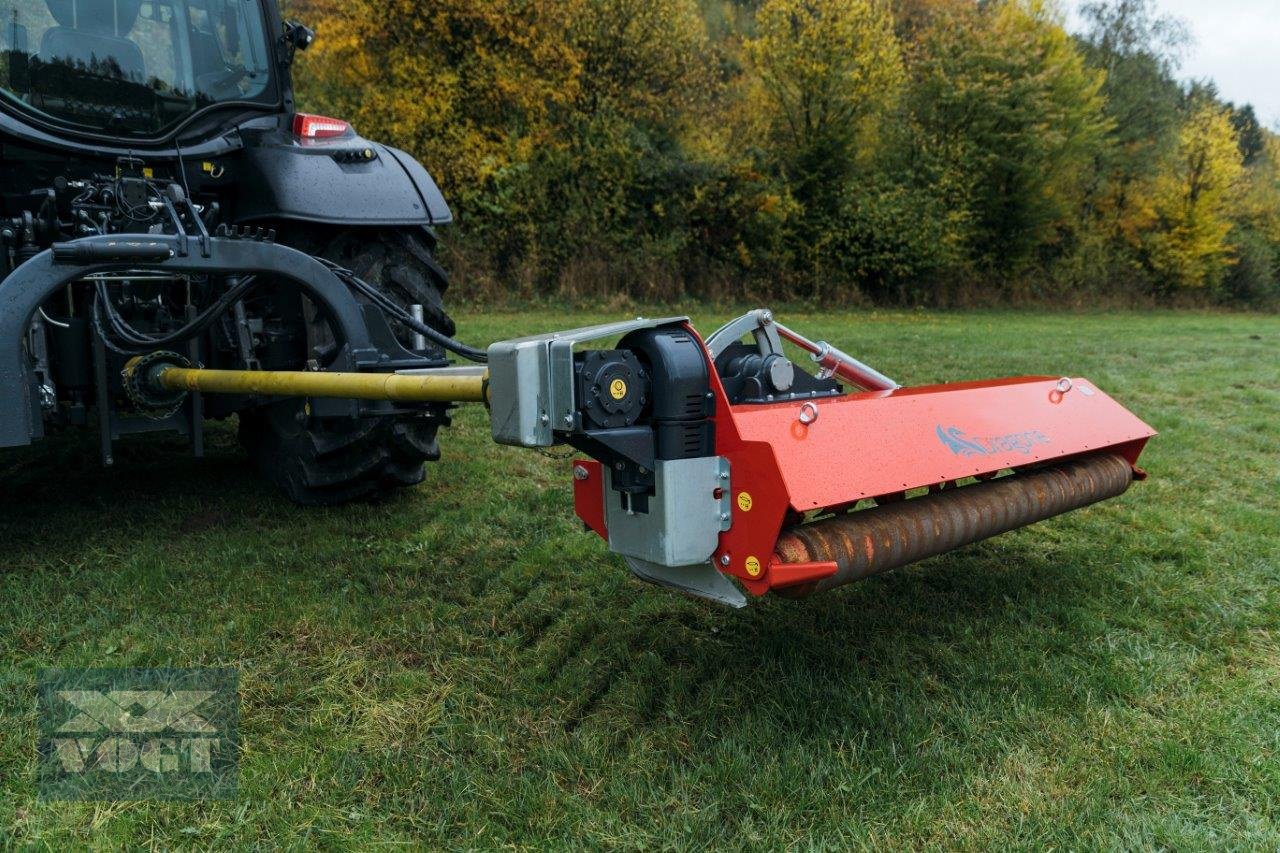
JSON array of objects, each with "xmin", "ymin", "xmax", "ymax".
[{"xmin": 127, "ymin": 309, "xmax": 1155, "ymax": 607}]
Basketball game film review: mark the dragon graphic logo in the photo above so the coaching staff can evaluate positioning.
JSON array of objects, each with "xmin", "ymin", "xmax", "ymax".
[{"xmin": 936, "ymin": 425, "xmax": 1050, "ymax": 457}]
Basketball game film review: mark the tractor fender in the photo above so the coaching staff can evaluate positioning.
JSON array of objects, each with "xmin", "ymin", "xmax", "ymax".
[{"xmin": 235, "ymin": 138, "xmax": 453, "ymax": 227}]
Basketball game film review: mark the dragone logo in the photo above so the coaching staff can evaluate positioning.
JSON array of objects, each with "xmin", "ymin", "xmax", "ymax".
[
  {"xmin": 38, "ymin": 669, "xmax": 238, "ymax": 800},
  {"xmin": 936, "ymin": 425, "xmax": 1051, "ymax": 457}
]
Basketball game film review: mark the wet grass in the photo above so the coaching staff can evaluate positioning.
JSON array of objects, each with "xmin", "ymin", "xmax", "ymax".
[{"xmin": 1, "ymin": 309, "xmax": 1278, "ymax": 847}]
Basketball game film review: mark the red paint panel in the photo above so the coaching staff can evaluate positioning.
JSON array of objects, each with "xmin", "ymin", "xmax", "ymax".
[
  {"xmin": 572, "ymin": 459, "xmax": 608, "ymax": 540},
  {"xmin": 728, "ymin": 377, "xmax": 1155, "ymax": 513}
]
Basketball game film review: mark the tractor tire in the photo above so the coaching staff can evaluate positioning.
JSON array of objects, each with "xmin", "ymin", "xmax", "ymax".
[{"xmin": 239, "ymin": 229, "xmax": 454, "ymax": 506}]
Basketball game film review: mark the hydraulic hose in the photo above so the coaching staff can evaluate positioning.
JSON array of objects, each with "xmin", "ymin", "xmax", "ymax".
[
  {"xmin": 92, "ymin": 275, "xmax": 257, "ymax": 354},
  {"xmin": 317, "ymin": 259, "xmax": 489, "ymax": 363},
  {"xmin": 90, "ymin": 255, "xmax": 490, "ymax": 364}
]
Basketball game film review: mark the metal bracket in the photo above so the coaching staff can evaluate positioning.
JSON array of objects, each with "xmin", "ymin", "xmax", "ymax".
[
  {"xmin": 625, "ymin": 557, "xmax": 748, "ymax": 609},
  {"xmin": 603, "ymin": 456, "xmax": 727, "ymax": 567},
  {"xmin": 487, "ymin": 315, "xmax": 687, "ymax": 448},
  {"xmin": 703, "ymin": 308, "xmax": 785, "ymax": 363},
  {"xmin": 705, "ymin": 307, "xmax": 900, "ymax": 393},
  {"xmin": 716, "ymin": 456, "xmax": 732, "ymax": 531}
]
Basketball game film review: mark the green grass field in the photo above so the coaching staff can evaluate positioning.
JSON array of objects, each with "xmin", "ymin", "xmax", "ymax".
[{"xmin": 2, "ymin": 310, "xmax": 1278, "ymax": 848}]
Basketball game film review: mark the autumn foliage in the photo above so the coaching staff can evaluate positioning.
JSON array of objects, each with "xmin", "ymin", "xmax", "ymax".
[{"xmin": 290, "ymin": 0, "xmax": 1280, "ymax": 305}]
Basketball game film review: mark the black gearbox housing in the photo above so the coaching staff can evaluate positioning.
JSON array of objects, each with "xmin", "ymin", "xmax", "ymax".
[
  {"xmin": 714, "ymin": 340, "xmax": 842, "ymax": 404},
  {"xmin": 618, "ymin": 327, "xmax": 714, "ymax": 461},
  {"xmin": 567, "ymin": 326, "xmax": 715, "ymax": 515}
]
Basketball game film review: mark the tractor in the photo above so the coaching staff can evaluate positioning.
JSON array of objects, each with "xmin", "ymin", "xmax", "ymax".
[{"xmin": 1, "ymin": 0, "xmax": 456, "ymax": 504}]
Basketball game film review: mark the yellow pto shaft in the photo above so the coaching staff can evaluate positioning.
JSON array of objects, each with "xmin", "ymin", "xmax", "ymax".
[{"xmin": 145, "ymin": 363, "xmax": 488, "ymax": 404}]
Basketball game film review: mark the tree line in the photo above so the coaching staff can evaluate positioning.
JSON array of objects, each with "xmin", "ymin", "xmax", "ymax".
[{"xmin": 291, "ymin": 0, "xmax": 1280, "ymax": 306}]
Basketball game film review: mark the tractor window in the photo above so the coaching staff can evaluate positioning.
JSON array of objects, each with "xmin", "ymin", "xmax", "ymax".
[{"xmin": 0, "ymin": 0, "xmax": 276, "ymax": 137}]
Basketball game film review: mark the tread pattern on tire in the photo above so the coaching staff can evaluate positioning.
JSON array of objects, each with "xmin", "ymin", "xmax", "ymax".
[{"xmin": 240, "ymin": 229, "xmax": 454, "ymax": 506}]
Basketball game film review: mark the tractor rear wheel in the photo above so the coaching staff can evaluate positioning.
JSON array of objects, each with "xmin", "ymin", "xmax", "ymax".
[{"xmin": 239, "ymin": 229, "xmax": 454, "ymax": 506}]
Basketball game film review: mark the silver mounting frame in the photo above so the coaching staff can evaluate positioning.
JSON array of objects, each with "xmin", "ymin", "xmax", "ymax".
[
  {"xmin": 486, "ymin": 316, "xmax": 688, "ymax": 448},
  {"xmin": 602, "ymin": 456, "xmax": 731, "ymax": 567}
]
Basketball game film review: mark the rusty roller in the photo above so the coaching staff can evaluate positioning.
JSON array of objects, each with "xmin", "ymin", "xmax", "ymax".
[{"xmin": 772, "ymin": 453, "xmax": 1135, "ymax": 598}]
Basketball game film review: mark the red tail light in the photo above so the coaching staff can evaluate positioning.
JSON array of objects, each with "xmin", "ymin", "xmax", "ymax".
[{"xmin": 292, "ymin": 113, "xmax": 352, "ymax": 139}]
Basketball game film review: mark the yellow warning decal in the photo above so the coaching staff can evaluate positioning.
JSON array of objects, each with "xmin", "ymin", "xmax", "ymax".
[
  {"xmin": 609, "ymin": 378, "xmax": 628, "ymax": 400},
  {"xmin": 737, "ymin": 491, "xmax": 753, "ymax": 512},
  {"xmin": 745, "ymin": 556, "xmax": 762, "ymax": 577}
]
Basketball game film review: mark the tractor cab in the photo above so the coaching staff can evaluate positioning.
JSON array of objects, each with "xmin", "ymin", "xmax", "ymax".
[{"xmin": 0, "ymin": 0, "xmax": 277, "ymax": 138}]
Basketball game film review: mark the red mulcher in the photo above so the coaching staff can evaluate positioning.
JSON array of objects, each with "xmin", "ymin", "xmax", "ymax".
[
  {"xmin": 131, "ymin": 309, "xmax": 1155, "ymax": 608},
  {"xmin": 558, "ymin": 310, "xmax": 1154, "ymax": 606}
]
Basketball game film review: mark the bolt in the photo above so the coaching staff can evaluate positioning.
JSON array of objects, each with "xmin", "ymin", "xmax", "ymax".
[
  {"xmin": 540, "ymin": 413, "xmax": 549, "ymax": 425},
  {"xmin": 761, "ymin": 310, "xmax": 773, "ymax": 324},
  {"xmin": 720, "ymin": 554, "xmax": 731, "ymax": 566},
  {"xmin": 564, "ymin": 414, "xmax": 575, "ymax": 426},
  {"xmin": 720, "ymin": 512, "xmax": 730, "ymax": 522},
  {"xmin": 719, "ymin": 470, "xmax": 729, "ymax": 480},
  {"xmin": 573, "ymin": 465, "xmax": 589, "ymax": 481},
  {"xmin": 615, "ymin": 462, "xmax": 625, "ymax": 471}
]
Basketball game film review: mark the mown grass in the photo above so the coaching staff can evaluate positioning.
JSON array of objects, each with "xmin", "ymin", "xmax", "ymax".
[{"xmin": 1, "ymin": 309, "xmax": 1277, "ymax": 848}]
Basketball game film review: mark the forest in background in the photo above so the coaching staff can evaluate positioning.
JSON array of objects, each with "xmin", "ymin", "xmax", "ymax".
[{"xmin": 289, "ymin": 0, "xmax": 1280, "ymax": 307}]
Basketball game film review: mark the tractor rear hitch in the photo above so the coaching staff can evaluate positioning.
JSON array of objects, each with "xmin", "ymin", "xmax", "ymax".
[{"xmin": 125, "ymin": 309, "xmax": 1156, "ymax": 607}]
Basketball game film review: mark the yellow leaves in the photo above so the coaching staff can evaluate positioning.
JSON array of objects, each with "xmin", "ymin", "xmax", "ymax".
[
  {"xmin": 570, "ymin": 0, "xmax": 710, "ymax": 124},
  {"xmin": 902, "ymin": 0, "xmax": 1111, "ymax": 266},
  {"xmin": 1145, "ymin": 100, "xmax": 1246, "ymax": 290},
  {"xmin": 1234, "ymin": 136, "xmax": 1280, "ymax": 246},
  {"xmin": 747, "ymin": 0, "xmax": 905, "ymax": 149},
  {"xmin": 295, "ymin": 0, "xmax": 588, "ymax": 202},
  {"xmin": 1168, "ymin": 101, "xmax": 1245, "ymax": 207},
  {"xmin": 286, "ymin": 0, "xmax": 1280, "ymax": 301}
]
